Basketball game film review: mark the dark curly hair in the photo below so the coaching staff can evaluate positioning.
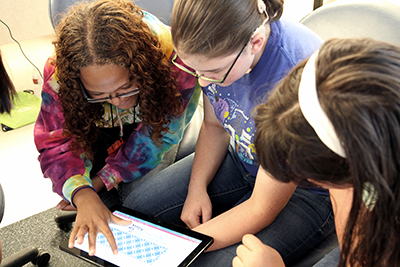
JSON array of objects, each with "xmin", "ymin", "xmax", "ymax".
[{"xmin": 53, "ymin": 0, "xmax": 183, "ymax": 159}]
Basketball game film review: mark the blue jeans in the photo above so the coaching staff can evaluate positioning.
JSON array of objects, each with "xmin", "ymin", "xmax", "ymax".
[
  {"xmin": 123, "ymin": 145, "xmax": 334, "ymax": 266},
  {"xmin": 313, "ymin": 247, "xmax": 341, "ymax": 267}
]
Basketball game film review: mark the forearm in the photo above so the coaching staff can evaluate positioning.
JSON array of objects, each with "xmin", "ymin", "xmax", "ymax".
[
  {"xmin": 189, "ymin": 122, "xmax": 230, "ymax": 190},
  {"xmin": 195, "ymin": 168, "xmax": 297, "ymax": 251},
  {"xmin": 35, "ymin": 59, "xmax": 90, "ymax": 199},
  {"xmin": 194, "ymin": 196, "xmax": 273, "ymax": 251},
  {"xmin": 189, "ymin": 94, "xmax": 231, "ymax": 191}
]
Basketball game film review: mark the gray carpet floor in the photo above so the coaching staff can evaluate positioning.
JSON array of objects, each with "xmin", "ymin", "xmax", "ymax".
[{"xmin": 0, "ymin": 208, "xmax": 93, "ymax": 266}]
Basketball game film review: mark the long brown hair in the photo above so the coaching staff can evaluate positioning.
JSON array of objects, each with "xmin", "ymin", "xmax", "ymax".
[
  {"xmin": 254, "ymin": 38, "xmax": 400, "ymax": 266},
  {"xmin": 171, "ymin": 0, "xmax": 283, "ymax": 57},
  {"xmin": 54, "ymin": 0, "xmax": 182, "ymax": 158}
]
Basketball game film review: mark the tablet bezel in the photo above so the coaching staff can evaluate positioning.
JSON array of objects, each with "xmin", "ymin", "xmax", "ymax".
[{"xmin": 59, "ymin": 205, "xmax": 214, "ymax": 267}]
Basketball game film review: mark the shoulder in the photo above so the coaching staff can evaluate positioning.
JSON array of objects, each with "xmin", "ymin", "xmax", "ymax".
[
  {"xmin": 142, "ymin": 11, "xmax": 174, "ymax": 59},
  {"xmin": 269, "ymin": 17, "xmax": 323, "ymax": 65},
  {"xmin": 43, "ymin": 53, "xmax": 61, "ymax": 98},
  {"xmin": 278, "ymin": 16, "xmax": 322, "ymax": 41}
]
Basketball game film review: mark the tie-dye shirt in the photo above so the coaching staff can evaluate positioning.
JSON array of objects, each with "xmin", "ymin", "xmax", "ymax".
[{"xmin": 34, "ymin": 12, "xmax": 200, "ymax": 203}]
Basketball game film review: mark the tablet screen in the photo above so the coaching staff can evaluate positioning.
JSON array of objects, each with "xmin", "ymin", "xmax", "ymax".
[{"xmin": 60, "ymin": 206, "xmax": 213, "ymax": 267}]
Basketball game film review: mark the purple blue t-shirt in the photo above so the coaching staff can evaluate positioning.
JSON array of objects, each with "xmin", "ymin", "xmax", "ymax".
[{"xmin": 202, "ymin": 17, "xmax": 325, "ymax": 193}]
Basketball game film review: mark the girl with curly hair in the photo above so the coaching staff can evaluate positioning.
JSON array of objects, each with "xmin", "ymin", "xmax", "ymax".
[
  {"xmin": 244, "ymin": 38, "xmax": 400, "ymax": 267},
  {"xmin": 122, "ymin": 0, "xmax": 334, "ymax": 266},
  {"xmin": 34, "ymin": 0, "xmax": 200, "ymax": 255}
]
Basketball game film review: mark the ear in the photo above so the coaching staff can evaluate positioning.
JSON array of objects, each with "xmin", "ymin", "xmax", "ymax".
[{"xmin": 249, "ymin": 32, "xmax": 266, "ymax": 55}]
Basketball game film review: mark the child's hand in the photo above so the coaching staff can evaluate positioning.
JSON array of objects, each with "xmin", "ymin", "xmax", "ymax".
[
  {"xmin": 232, "ymin": 234, "xmax": 285, "ymax": 267},
  {"xmin": 68, "ymin": 188, "xmax": 130, "ymax": 256},
  {"xmin": 56, "ymin": 199, "xmax": 77, "ymax": 211}
]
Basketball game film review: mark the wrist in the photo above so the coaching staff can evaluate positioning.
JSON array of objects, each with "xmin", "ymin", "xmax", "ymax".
[
  {"xmin": 188, "ymin": 181, "xmax": 208, "ymax": 194},
  {"xmin": 91, "ymin": 175, "xmax": 105, "ymax": 192},
  {"xmin": 71, "ymin": 186, "xmax": 97, "ymax": 208}
]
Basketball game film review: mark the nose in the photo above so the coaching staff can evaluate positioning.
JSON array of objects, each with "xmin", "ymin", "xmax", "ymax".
[{"xmin": 107, "ymin": 94, "xmax": 122, "ymax": 106}]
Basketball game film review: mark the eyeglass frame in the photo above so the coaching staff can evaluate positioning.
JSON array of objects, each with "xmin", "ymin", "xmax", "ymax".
[
  {"xmin": 171, "ymin": 42, "xmax": 248, "ymax": 84},
  {"xmin": 171, "ymin": 15, "xmax": 270, "ymax": 84},
  {"xmin": 79, "ymin": 80, "xmax": 140, "ymax": 103}
]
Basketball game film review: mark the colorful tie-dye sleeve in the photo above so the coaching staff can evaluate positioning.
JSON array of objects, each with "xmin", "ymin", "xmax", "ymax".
[{"xmin": 34, "ymin": 56, "xmax": 93, "ymax": 202}]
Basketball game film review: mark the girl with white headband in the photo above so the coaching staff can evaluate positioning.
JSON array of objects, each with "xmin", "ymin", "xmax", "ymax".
[
  {"xmin": 239, "ymin": 38, "xmax": 400, "ymax": 266},
  {"xmin": 123, "ymin": 0, "xmax": 335, "ymax": 266}
]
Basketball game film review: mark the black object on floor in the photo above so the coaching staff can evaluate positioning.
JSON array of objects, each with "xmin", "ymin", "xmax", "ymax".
[
  {"xmin": 0, "ymin": 208, "xmax": 92, "ymax": 267},
  {"xmin": 0, "ymin": 246, "xmax": 50, "ymax": 267}
]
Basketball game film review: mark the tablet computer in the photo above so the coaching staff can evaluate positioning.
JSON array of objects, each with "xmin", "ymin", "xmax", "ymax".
[{"xmin": 59, "ymin": 205, "xmax": 213, "ymax": 267}]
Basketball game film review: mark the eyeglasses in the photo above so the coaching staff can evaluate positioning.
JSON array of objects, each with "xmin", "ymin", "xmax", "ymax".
[
  {"xmin": 171, "ymin": 42, "xmax": 248, "ymax": 84},
  {"xmin": 80, "ymin": 81, "xmax": 140, "ymax": 103},
  {"xmin": 171, "ymin": 17, "xmax": 270, "ymax": 84}
]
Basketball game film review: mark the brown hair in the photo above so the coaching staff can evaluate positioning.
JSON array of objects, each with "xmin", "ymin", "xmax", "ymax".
[
  {"xmin": 54, "ymin": 0, "xmax": 182, "ymax": 158},
  {"xmin": 171, "ymin": 0, "xmax": 283, "ymax": 58},
  {"xmin": 254, "ymin": 38, "xmax": 400, "ymax": 266}
]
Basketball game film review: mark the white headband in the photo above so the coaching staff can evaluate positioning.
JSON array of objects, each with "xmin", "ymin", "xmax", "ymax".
[{"xmin": 298, "ymin": 51, "xmax": 346, "ymax": 158}]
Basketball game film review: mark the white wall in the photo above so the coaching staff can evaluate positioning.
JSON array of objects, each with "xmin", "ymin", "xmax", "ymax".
[{"xmin": 0, "ymin": 0, "xmax": 54, "ymax": 46}]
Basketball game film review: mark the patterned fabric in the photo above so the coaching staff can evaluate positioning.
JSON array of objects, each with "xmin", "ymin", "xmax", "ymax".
[
  {"xmin": 34, "ymin": 12, "xmax": 200, "ymax": 202},
  {"xmin": 99, "ymin": 103, "xmax": 141, "ymax": 128}
]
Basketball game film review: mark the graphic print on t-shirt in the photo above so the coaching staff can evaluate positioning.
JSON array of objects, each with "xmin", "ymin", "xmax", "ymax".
[{"xmin": 206, "ymin": 84, "xmax": 257, "ymax": 168}]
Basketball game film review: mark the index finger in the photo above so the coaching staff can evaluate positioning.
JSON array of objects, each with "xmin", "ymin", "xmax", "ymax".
[
  {"xmin": 99, "ymin": 224, "xmax": 119, "ymax": 255},
  {"xmin": 89, "ymin": 215, "xmax": 129, "ymax": 256}
]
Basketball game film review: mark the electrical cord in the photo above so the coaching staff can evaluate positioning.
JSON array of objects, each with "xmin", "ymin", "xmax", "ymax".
[{"xmin": 0, "ymin": 19, "xmax": 44, "ymax": 79}]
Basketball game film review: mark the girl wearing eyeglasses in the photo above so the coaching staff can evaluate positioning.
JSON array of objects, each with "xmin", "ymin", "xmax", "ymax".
[
  {"xmin": 123, "ymin": 0, "xmax": 334, "ymax": 266},
  {"xmin": 34, "ymin": 0, "xmax": 200, "ymax": 256},
  {"xmin": 240, "ymin": 37, "xmax": 400, "ymax": 267}
]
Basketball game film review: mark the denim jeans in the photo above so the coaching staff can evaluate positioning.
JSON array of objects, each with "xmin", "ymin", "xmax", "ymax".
[
  {"xmin": 123, "ymin": 145, "xmax": 335, "ymax": 266},
  {"xmin": 313, "ymin": 247, "xmax": 341, "ymax": 267}
]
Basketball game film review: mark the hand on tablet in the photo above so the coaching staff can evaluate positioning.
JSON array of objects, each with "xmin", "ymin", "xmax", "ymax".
[
  {"xmin": 61, "ymin": 206, "xmax": 214, "ymax": 266},
  {"xmin": 232, "ymin": 234, "xmax": 285, "ymax": 267},
  {"xmin": 181, "ymin": 187, "xmax": 212, "ymax": 229},
  {"xmin": 68, "ymin": 187, "xmax": 131, "ymax": 256}
]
